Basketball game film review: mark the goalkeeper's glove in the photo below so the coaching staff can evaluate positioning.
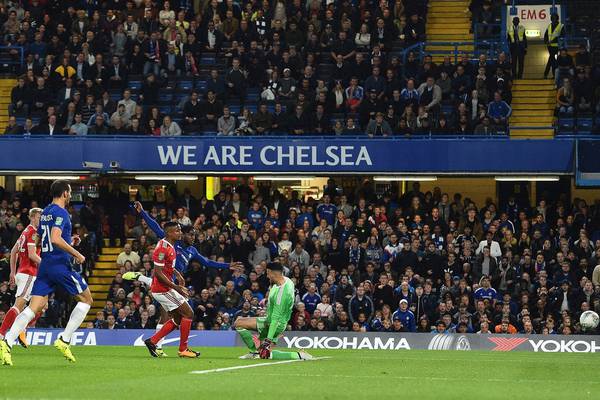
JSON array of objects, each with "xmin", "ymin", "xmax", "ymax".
[{"xmin": 258, "ymin": 338, "xmax": 274, "ymax": 359}]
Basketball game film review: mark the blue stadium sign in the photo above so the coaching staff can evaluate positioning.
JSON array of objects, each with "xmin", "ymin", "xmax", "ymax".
[{"xmin": 0, "ymin": 137, "xmax": 575, "ymax": 174}]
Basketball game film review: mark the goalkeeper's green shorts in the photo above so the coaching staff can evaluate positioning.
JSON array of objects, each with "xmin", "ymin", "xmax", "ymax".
[{"xmin": 256, "ymin": 317, "xmax": 287, "ymax": 341}]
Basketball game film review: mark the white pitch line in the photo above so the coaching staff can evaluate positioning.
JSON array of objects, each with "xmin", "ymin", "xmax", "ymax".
[{"xmin": 189, "ymin": 357, "xmax": 331, "ymax": 375}]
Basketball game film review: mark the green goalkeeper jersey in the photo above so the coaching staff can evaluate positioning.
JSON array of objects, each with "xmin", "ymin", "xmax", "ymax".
[{"xmin": 261, "ymin": 277, "xmax": 295, "ymax": 341}]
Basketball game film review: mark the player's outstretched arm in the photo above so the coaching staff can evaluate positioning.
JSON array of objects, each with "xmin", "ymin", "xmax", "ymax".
[
  {"xmin": 133, "ymin": 201, "xmax": 165, "ymax": 239},
  {"xmin": 189, "ymin": 246, "xmax": 241, "ymax": 270}
]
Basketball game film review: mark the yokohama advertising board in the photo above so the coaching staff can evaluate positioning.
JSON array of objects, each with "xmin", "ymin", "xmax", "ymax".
[
  {"xmin": 280, "ymin": 332, "xmax": 600, "ymax": 353},
  {"xmin": 19, "ymin": 330, "xmax": 600, "ymax": 353}
]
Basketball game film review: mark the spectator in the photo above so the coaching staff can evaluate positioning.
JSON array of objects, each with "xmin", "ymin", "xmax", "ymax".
[
  {"xmin": 160, "ymin": 115, "xmax": 182, "ymax": 136},
  {"xmin": 9, "ymin": 77, "xmax": 30, "ymax": 116},
  {"xmin": 366, "ymin": 112, "xmax": 392, "ymax": 137},
  {"xmin": 117, "ymin": 243, "xmax": 141, "ymax": 269},
  {"xmin": 217, "ymin": 107, "xmax": 236, "ymax": 136},
  {"xmin": 556, "ymin": 78, "xmax": 575, "ymax": 115},
  {"xmin": 3, "ymin": 116, "xmax": 23, "ymax": 135},
  {"xmin": 487, "ymin": 91, "xmax": 512, "ymax": 129}
]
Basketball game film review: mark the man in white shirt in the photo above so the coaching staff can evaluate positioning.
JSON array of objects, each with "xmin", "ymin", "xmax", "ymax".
[{"xmin": 476, "ymin": 231, "xmax": 502, "ymax": 258}]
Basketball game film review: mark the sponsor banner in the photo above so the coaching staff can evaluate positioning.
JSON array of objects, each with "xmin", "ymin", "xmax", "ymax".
[
  {"xmin": 23, "ymin": 329, "xmax": 240, "ymax": 347},
  {"xmin": 505, "ymin": 5, "xmax": 561, "ymax": 39},
  {"xmin": 0, "ymin": 137, "xmax": 574, "ymax": 173},
  {"xmin": 23, "ymin": 330, "xmax": 600, "ymax": 353},
  {"xmin": 279, "ymin": 332, "xmax": 600, "ymax": 353}
]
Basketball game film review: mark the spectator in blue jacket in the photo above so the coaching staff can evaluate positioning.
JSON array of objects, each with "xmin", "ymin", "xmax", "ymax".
[
  {"xmin": 317, "ymin": 194, "xmax": 337, "ymax": 226},
  {"xmin": 349, "ymin": 285, "xmax": 374, "ymax": 323},
  {"xmin": 487, "ymin": 91, "xmax": 512, "ymax": 129},
  {"xmin": 392, "ymin": 299, "xmax": 416, "ymax": 332},
  {"xmin": 301, "ymin": 283, "xmax": 321, "ymax": 314},
  {"xmin": 474, "ymin": 276, "xmax": 498, "ymax": 303},
  {"xmin": 247, "ymin": 201, "xmax": 265, "ymax": 230}
]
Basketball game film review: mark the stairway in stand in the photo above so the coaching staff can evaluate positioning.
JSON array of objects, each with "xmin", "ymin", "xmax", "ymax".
[
  {"xmin": 510, "ymin": 79, "xmax": 556, "ymax": 138},
  {"xmin": 0, "ymin": 78, "xmax": 15, "ymax": 133},
  {"xmin": 83, "ymin": 247, "xmax": 120, "ymax": 324},
  {"xmin": 426, "ymin": 0, "xmax": 473, "ymax": 63}
]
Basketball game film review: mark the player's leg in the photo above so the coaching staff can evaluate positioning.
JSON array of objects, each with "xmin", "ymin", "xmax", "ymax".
[
  {"xmin": 0, "ymin": 272, "xmax": 35, "ymax": 340},
  {"xmin": 144, "ymin": 291, "xmax": 181, "ymax": 357},
  {"xmin": 122, "ymin": 271, "xmax": 153, "ymax": 286},
  {"xmin": 0, "ymin": 297, "xmax": 27, "ymax": 339},
  {"xmin": 1, "ymin": 295, "xmax": 48, "ymax": 366},
  {"xmin": 153, "ymin": 306, "xmax": 170, "ymax": 357},
  {"xmin": 256, "ymin": 319, "xmax": 314, "ymax": 361},
  {"xmin": 53, "ymin": 269, "xmax": 92, "ymax": 363},
  {"xmin": 176, "ymin": 302, "xmax": 200, "ymax": 358},
  {"xmin": 234, "ymin": 317, "xmax": 261, "ymax": 357}
]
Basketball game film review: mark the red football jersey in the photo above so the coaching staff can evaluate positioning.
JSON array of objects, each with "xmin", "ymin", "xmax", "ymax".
[
  {"xmin": 17, "ymin": 224, "xmax": 40, "ymax": 276},
  {"xmin": 151, "ymin": 239, "xmax": 176, "ymax": 293}
]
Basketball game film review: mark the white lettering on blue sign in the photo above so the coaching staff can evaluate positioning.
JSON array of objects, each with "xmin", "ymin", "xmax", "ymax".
[{"xmin": 158, "ymin": 145, "xmax": 373, "ymax": 168}]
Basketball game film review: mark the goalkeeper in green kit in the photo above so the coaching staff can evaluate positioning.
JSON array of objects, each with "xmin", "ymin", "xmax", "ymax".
[{"xmin": 234, "ymin": 262, "xmax": 314, "ymax": 360}]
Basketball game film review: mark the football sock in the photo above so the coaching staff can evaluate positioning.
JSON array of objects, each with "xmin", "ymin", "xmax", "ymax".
[
  {"xmin": 236, "ymin": 329, "xmax": 257, "ymax": 352},
  {"xmin": 60, "ymin": 302, "xmax": 91, "ymax": 343},
  {"xmin": 179, "ymin": 318, "xmax": 192, "ymax": 352},
  {"xmin": 4, "ymin": 307, "xmax": 35, "ymax": 346},
  {"xmin": 27, "ymin": 312, "xmax": 42, "ymax": 328},
  {"xmin": 0, "ymin": 306, "xmax": 19, "ymax": 338},
  {"xmin": 270, "ymin": 350, "xmax": 300, "ymax": 360},
  {"xmin": 151, "ymin": 319, "xmax": 176, "ymax": 345},
  {"xmin": 155, "ymin": 324, "xmax": 164, "ymax": 349},
  {"xmin": 138, "ymin": 275, "xmax": 152, "ymax": 286}
]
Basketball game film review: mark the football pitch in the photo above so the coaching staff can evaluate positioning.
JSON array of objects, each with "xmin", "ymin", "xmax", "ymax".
[{"xmin": 1, "ymin": 346, "xmax": 599, "ymax": 399}]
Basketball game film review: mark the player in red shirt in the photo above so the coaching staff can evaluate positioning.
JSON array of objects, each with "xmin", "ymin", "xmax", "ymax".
[
  {"xmin": 0, "ymin": 208, "xmax": 43, "ymax": 348},
  {"xmin": 143, "ymin": 222, "xmax": 199, "ymax": 358}
]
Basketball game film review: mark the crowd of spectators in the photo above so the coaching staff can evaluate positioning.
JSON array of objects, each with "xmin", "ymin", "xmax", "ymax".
[
  {"xmin": 6, "ymin": 178, "xmax": 600, "ymax": 336},
  {"xmin": 1, "ymin": 0, "xmax": 527, "ymax": 136},
  {"xmin": 554, "ymin": 46, "xmax": 599, "ymax": 117}
]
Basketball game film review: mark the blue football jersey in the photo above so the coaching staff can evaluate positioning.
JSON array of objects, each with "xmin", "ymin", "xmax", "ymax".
[{"xmin": 38, "ymin": 204, "xmax": 72, "ymax": 265}]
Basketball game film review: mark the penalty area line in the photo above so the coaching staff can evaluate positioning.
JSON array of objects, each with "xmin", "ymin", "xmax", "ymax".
[{"xmin": 189, "ymin": 357, "xmax": 331, "ymax": 375}]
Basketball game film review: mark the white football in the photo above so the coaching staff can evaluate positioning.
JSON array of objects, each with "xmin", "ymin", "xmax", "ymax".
[{"xmin": 580, "ymin": 310, "xmax": 600, "ymax": 331}]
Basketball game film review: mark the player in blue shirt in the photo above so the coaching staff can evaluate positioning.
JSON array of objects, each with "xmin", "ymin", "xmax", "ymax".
[
  {"xmin": 123, "ymin": 201, "xmax": 241, "ymax": 356},
  {"xmin": 316, "ymin": 195, "xmax": 337, "ymax": 226},
  {"xmin": 1, "ymin": 181, "xmax": 92, "ymax": 366}
]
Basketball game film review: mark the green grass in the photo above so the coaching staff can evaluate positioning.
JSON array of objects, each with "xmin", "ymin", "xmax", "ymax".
[{"xmin": 1, "ymin": 346, "xmax": 600, "ymax": 399}]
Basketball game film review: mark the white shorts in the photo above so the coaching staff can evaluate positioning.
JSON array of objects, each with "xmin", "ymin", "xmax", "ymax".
[
  {"xmin": 153, "ymin": 289, "xmax": 187, "ymax": 312},
  {"xmin": 15, "ymin": 273, "xmax": 36, "ymax": 301}
]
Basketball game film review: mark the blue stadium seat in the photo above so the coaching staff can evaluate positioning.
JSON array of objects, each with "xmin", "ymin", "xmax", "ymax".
[
  {"xmin": 200, "ymin": 56, "xmax": 216, "ymax": 66},
  {"xmin": 577, "ymin": 118, "xmax": 593, "ymax": 134},
  {"xmin": 195, "ymin": 80, "xmax": 207, "ymax": 91},
  {"xmin": 228, "ymin": 105, "xmax": 241, "ymax": 114},
  {"xmin": 178, "ymin": 80, "xmax": 194, "ymax": 90},
  {"xmin": 159, "ymin": 105, "xmax": 172, "ymax": 114},
  {"xmin": 558, "ymin": 117, "xmax": 574, "ymax": 133},
  {"xmin": 159, "ymin": 92, "xmax": 173, "ymax": 102},
  {"xmin": 129, "ymin": 80, "xmax": 142, "ymax": 90}
]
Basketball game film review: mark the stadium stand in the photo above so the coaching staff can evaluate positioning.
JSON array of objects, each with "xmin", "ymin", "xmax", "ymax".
[
  {"xmin": 1, "ymin": 179, "xmax": 599, "ymax": 335},
  {"xmin": 0, "ymin": 0, "xmax": 599, "ymax": 336},
  {"xmin": 0, "ymin": 0, "xmax": 537, "ymax": 137}
]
